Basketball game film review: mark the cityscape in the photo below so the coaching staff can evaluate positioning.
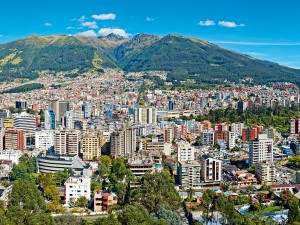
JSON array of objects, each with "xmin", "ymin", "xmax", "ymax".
[{"xmin": 1, "ymin": 1, "xmax": 300, "ymax": 225}]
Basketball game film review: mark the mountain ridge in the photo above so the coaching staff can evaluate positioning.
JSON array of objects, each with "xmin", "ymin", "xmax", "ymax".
[{"xmin": 0, "ymin": 33, "xmax": 300, "ymax": 85}]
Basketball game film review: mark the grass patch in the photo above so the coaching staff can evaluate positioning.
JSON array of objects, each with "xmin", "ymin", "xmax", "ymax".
[{"xmin": 260, "ymin": 206, "xmax": 281, "ymax": 214}]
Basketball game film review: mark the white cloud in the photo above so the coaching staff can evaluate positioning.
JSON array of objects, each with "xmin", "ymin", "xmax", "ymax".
[
  {"xmin": 198, "ymin": 20, "xmax": 215, "ymax": 26},
  {"xmin": 76, "ymin": 30, "xmax": 98, "ymax": 37},
  {"xmin": 81, "ymin": 21, "xmax": 98, "ymax": 29},
  {"xmin": 146, "ymin": 17, "xmax": 155, "ymax": 22},
  {"xmin": 98, "ymin": 28, "xmax": 129, "ymax": 38},
  {"xmin": 218, "ymin": 21, "xmax": 245, "ymax": 28},
  {"xmin": 44, "ymin": 22, "xmax": 52, "ymax": 27},
  {"xmin": 66, "ymin": 26, "xmax": 75, "ymax": 30},
  {"xmin": 92, "ymin": 13, "xmax": 116, "ymax": 20},
  {"xmin": 77, "ymin": 16, "xmax": 86, "ymax": 22}
]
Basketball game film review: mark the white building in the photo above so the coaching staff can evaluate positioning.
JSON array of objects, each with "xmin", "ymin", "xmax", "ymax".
[
  {"xmin": 255, "ymin": 160, "xmax": 276, "ymax": 184},
  {"xmin": 64, "ymin": 176, "xmax": 91, "ymax": 206},
  {"xmin": 200, "ymin": 155, "xmax": 222, "ymax": 183},
  {"xmin": 0, "ymin": 128, "xmax": 4, "ymax": 151},
  {"xmin": 0, "ymin": 149, "xmax": 23, "ymax": 164},
  {"xmin": 231, "ymin": 122, "xmax": 244, "ymax": 137},
  {"xmin": 178, "ymin": 160, "xmax": 201, "ymax": 189},
  {"xmin": 249, "ymin": 134, "xmax": 273, "ymax": 166},
  {"xmin": 177, "ymin": 143, "xmax": 195, "ymax": 162},
  {"xmin": 134, "ymin": 108, "xmax": 157, "ymax": 125},
  {"xmin": 35, "ymin": 130, "xmax": 55, "ymax": 151},
  {"xmin": 227, "ymin": 131, "xmax": 236, "ymax": 150},
  {"xmin": 13, "ymin": 112, "xmax": 36, "ymax": 131}
]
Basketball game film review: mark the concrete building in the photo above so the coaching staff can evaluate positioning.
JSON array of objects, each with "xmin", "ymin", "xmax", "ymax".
[
  {"xmin": 201, "ymin": 129, "xmax": 214, "ymax": 147},
  {"xmin": 64, "ymin": 176, "xmax": 91, "ymax": 206},
  {"xmin": 94, "ymin": 190, "xmax": 117, "ymax": 212},
  {"xmin": 249, "ymin": 134, "xmax": 273, "ymax": 166},
  {"xmin": 127, "ymin": 156, "xmax": 155, "ymax": 177},
  {"xmin": 4, "ymin": 129, "xmax": 24, "ymax": 150},
  {"xmin": 15, "ymin": 101, "xmax": 27, "ymax": 110},
  {"xmin": 49, "ymin": 100, "xmax": 70, "ymax": 123},
  {"xmin": 178, "ymin": 160, "xmax": 201, "ymax": 189},
  {"xmin": 4, "ymin": 118, "xmax": 14, "ymax": 129},
  {"xmin": 0, "ymin": 128, "xmax": 4, "ymax": 151},
  {"xmin": 36, "ymin": 154, "xmax": 91, "ymax": 175},
  {"xmin": 81, "ymin": 133, "xmax": 100, "ymax": 161},
  {"xmin": 54, "ymin": 130, "xmax": 81, "ymax": 155},
  {"xmin": 13, "ymin": 112, "xmax": 36, "ymax": 131},
  {"xmin": 231, "ymin": 122, "xmax": 244, "ymax": 137},
  {"xmin": 163, "ymin": 127, "xmax": 174, "ymax": 143},
  {"xmin": 134, "ymin": 108, "xmax": 157, "ymax": 124},
  {"xmin": 255, "ymin": 160, "xmax": 276, "ymax": 184},
  {"xmin": 227, "ymin": 131, "xmax": 236, "ymax": 150},
  {"xmin": 0, "ymin": 150, "xmax": 22, "ymax": 164},
  {"xmin": 45, "ymin": 110, "xmax": 56, "ymax": 130},
  {"xmin": 35, "ymin": 130, "xmax": 55, "ymax": 151},
  {"xmin": 200, "ymin": 155, "xmax": 222, "ymax": 183},
  {"xmin": 290, "ymin": 118, "xmax": 299, "ymax": 135},
  {"xmin": 110, "ymin": 128, "xmax": 136, "ymax": 157},
  {"xmin": 82, "ymin": 102, "xmax": 91, "ymax": 118},
  {"xmin": 177, "ymin": 143, "xmax": 195, "ymax": 162}
]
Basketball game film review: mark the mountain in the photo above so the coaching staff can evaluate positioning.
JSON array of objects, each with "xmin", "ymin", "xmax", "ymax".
[{"xmin": 0, "ymin": 33, "xmax": 300, "ymax": 85}]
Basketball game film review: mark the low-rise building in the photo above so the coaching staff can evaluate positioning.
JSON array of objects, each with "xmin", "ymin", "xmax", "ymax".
[
  {"xmin": 64, "ymin": 176, "xmax": 91, "ymax": 206},
  {"xmin": 94, "ymin": 190, "xmax": 118, "ymax": 211}
]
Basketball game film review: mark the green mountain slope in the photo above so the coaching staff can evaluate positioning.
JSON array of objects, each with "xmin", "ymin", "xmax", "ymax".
[{"xmin": 0, "ymin": 33, "xmax": 300, "ymax": 85}]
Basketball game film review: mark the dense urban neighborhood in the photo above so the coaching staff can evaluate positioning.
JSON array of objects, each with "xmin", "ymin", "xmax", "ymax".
[{"xmin": 0, "ymin": 67, "xmax": 300, "ymax": 224}]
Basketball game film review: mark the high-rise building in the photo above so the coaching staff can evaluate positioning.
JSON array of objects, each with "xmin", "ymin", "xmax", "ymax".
[
  {"xmin": 35, "ymin": 130, "xmax": 55, "ymax": 151},
  {"xmin": 163, "ymin": 127, "xmax": 174, "ymax": 143},
  {"xmin": 13, "ymin": 112, "xmax": 36, "ymax": 131},
  {"xmin": 249, "ymin": 134, "xmax": 273, "ymax": 166},
  {"xmin": 231, "ymin": 122, "xmax": 244, "ymax": 137},
  {"xmin": 290, "ymin": 118, "xmax": 299, "ymax": 135},
  {"xmin": 45, "ymin": 110, "xmax": 56, "ymax": 130},
  {"xmin": 134, "ymin": 108, "xmax": 157, "ymax": 124},
  {"xmin": 177, "ymin": 143, "xmax": 195, "ymax": 162},
  {"xmin": 255, "ymin": 160, "xmax": 276, "ymax": 183},
  {"xmin": 178, "ymin": 160, "xmax": 201, "ymax": 189},
  {"xmin": 227, "ymin": 131, "xmax": 236, "ymax": 150},
  {"xmin": 168, "ymin": 100, "xmax": 174, "ymax": 111},
  {"xmin": 4, "ymin": 129, "xmax": 24, "ymax": 150},
  {"xmin": 64, "ymin": 176, "xmax": 91, "ymax": 206},
  {"xmin": 24, "ymin": 131, "xmax": 35, "ymax": 150},
  {"xmin": 0, "ymin": 128, "xmax": 4, "ymax": 151},
  {"xmin": 201, "ymin": 129, "xmax": 214, "ymax": 147},
  {"xmin": 15, "ymin": 101, "xmax": 27, "ymax": 110},
  {"xmin": 54, "ymin": 130, "xmax": 81, "ymax": 155},
  {"xmin": 3, "ymin": 118, "xmax": 14, "ymax": 129},
  {"xmin": 200, "ymin": 155, "xmax": 222, "ymax": 183},
  {"xmin": 82, "ymin": 102, "xmax": 92, "ymax": 118},
  {"xmin": 49, "ymin": 100, "xmax": 70, "ymax": 123},
  {"xmin": 237, "ymin": 101, "xmax": 248, "ymax": 112},
  {"xmin": 110, "ymin": 128, "xmax": 136, "ymax": 157},
  {"xmin": 81, "ymin": 133, "xmax": 101, "ymax": 161}
]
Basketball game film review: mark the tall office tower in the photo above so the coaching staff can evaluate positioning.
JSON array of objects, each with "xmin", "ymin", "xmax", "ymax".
[
  {"xmin": 15, "ymin": 101, "xmax": 27, "ymax": 110},
  {"xmin": 0, "ymin": 128, "xmax": 4, "ymax": 151},
  {"xmin": 201, "ymin": 129, "xmax": 215, "ymax": 147},
  {"xmin": 35, "ymin": 130, "xmax": 55, "ymax": 152},
  {"xmin": 4, "ymin": 129, "xmax": 24, "ymax": 150},
  {"xmin": 134, "ymin": 108, "xmax": 157, "ymax": 124},
  {"xmin": 237, "ymin": 101, "xmax": 248, "ymax": 112},
  {"xmin": 13, "ymin": 112, "xmax": 36, "ymax": 131},
  {"xmin": 200, "ymin": 155, "xmax": 222, "ymax": 183},
  {"xmin": 290, "ymin": 118, "xmax": 299, "ymax": 135},
  {"xmin": 110, "ymin": 128, "xmax": 136, "ymax": 157},
  {"xmin": 227, "ymin": 131, "xmax": 236, "ymax": 150},
  {"xmin": 168, "ymin": 100, "xmax": 174, "ymax": 111},
  {"xmin": 231, "ymin": 122, "xmax": 244, "ymax": 137},
  {"xmin": 249, "ymin": 134, "xmax": 273, "ymax": 166},
  {"xmin": 177, "ymin": 143, "xmax": 195, "ymax": 162},
  {"xmin": 44, "ymin": 110, "xmax": 56, "ymax": 130},
  {"xmin": 54, "ymin": 130, "xmax": 81, "ymax": 155},
  {"xmin": 82, "ymin": 102, "xmax": 92, "ymax": 118},
  {"xmin": 49, "ymin": 100, "xmax": 70, "ymax": 123},
  {"xmin": 81, "ymin": 133, "xmax": 100, "ymax": 160}
]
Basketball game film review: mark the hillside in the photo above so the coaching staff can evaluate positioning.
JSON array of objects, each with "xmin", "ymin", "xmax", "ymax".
[{"xmin": 0, "ymin": 33, "xmax": 300, "ymax": 85}]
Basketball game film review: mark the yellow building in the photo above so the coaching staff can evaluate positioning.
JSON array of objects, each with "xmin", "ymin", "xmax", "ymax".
[
  {"xmin": 81, "ymin": 134, "xmax": 100, "ymax": 161},
  {"xmin": 4, "ymin": 118, "xmax": 14, "ymax": 129}
]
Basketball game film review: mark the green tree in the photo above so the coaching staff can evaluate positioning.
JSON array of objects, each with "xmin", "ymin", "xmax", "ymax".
[
  {"xmin": 116, "ymin": 182, "xmax": 127, "ymax": 207},
  {"xmin": 75, "ymin": 196, "xmax": 88, "ymax": 208},
  {"xmin": 155, "ymin": 206, "xmax": 182, "ymax": 225},
  {"xmin": 117, "ymin": 204, "xmax": 156, "ymax": 225},
  {"xmin": 94, "ymin": 215, "xmax": 121, "ymax": 225},
  {"xmin": 288, "ymin": 197, "xmax": 300, "ymax": 224}
]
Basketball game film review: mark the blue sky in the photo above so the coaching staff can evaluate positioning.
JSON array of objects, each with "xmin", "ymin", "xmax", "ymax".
[{"xmin": 1, "ymin": 0, "xmax": 300, "ymax": 67}]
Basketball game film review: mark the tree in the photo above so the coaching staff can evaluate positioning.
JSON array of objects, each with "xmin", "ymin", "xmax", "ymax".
[
  {"xmin": 221, "ymin": 183, "xmax": 230, "ymax": 192},
  {"xmin": 288, "ymin": 197, "xmax": 300, "ymax": 224},
  {"xmin": 94, "ymin": 215, "xmax": 121, "ymax": 225},
  {"xmin": 117, "ymin": 204, "xmax": 156, "ymax": 225},
  {"xmin": 75, "ymin": 196, "xmax": 88, "ymax": 208},
  {"xmin": 260, "ymin": 181, "xmax": 270, "ymax": 191},
  {"xmin": 6, "ymin": 179, "xmax": 54, "ymax": 225},
  {"xmin": 54, "ymin": 215, "xmax": 84, "ymax": 225},
  {"xmin": 155, "ymin": 206, "xmax": 182, "ymax": 225},
  {"xmin": 54, "ymin": 168, "xmax": 70, "ymax": 186},
  {"xmin": 116, "ymin": 182, "xmax": 127, "ymax": 207},
  {"xmin": 280, "ymin": 190, "xmax": 294, "ymax": 206},
  {"xmin": 187, "ymin": 187, "xmax": 195, "ymax": 200}
]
